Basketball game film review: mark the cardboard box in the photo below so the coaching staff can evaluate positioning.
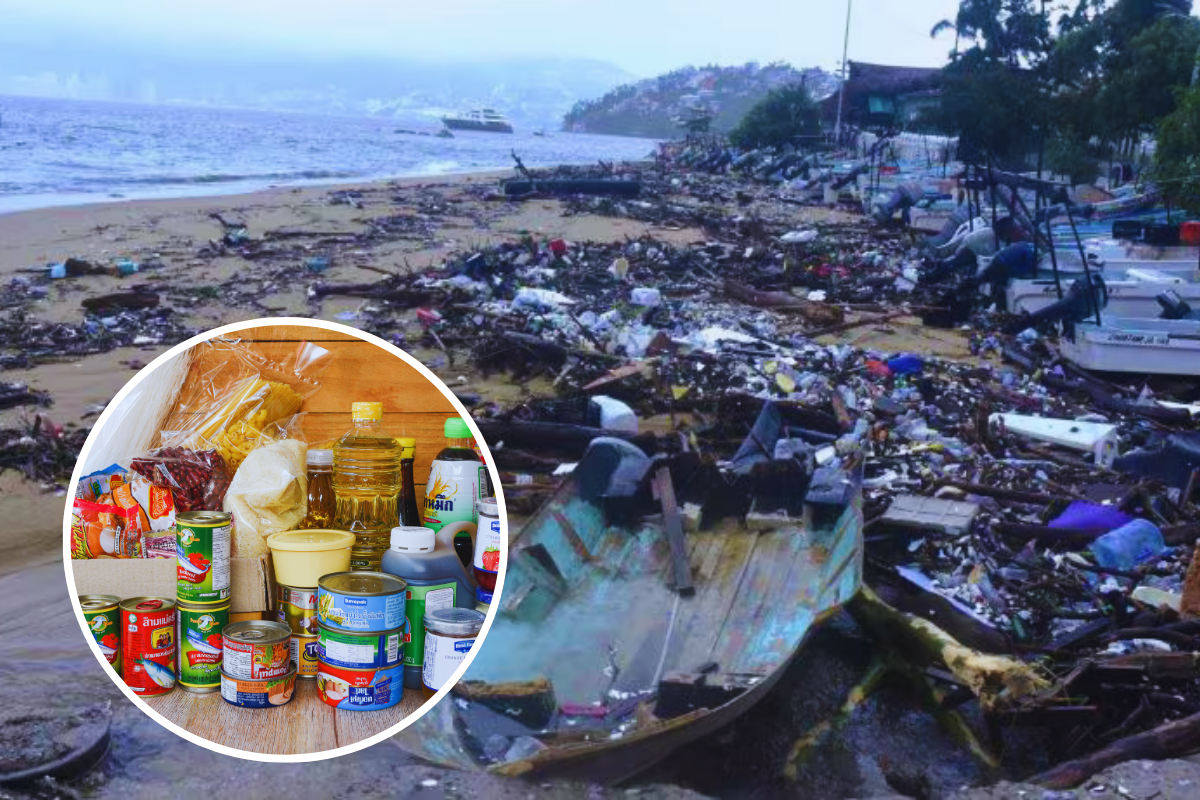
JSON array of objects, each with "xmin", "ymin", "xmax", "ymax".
[
  {"xmin": 70, "ymin": 556, "xmax": 276, "ymax": 613},
  {"xmin": 231, "ymin": 611, "xmax": 264, "ymax": 622}
]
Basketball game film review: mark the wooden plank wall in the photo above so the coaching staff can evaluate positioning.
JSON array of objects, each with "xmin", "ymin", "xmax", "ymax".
[{"xmin": 166, "ymin": 325, "xmax": 458, "ymax": 497}]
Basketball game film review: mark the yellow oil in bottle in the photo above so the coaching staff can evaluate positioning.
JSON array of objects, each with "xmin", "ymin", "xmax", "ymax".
[
  {"xmin": 302, "ymin": 449, "xmax": 334, "ymax": 528},
  {"xmin": 333, "ymin": 402, "xmax": 401, "ymax": 558}
]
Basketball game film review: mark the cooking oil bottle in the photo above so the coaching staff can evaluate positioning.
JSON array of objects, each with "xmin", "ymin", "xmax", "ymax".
[
  {"xmin": 333, "ymin": 402, "xmax": 401, "ymax": 570},
  {"xmin": 302, "ymin": 449, "xmax": 334, "ymax": 528}
]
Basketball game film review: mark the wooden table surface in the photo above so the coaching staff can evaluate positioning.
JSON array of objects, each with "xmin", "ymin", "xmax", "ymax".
[{"xmin": 145, "ymin": 679, "xmax": 429, "ymax": 754}]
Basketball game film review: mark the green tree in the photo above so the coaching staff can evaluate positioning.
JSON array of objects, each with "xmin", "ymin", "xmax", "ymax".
[
  {"xmin": 1153, "ymin": 84, "xmax": 1200, "ymax": 214},
  {"xmin": 728, "ymin": 85, "xmax": 820, "ymax": 150}
]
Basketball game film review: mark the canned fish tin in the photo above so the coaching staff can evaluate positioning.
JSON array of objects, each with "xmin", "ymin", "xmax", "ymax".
[
  {"xmin": 317, "ymin": 622, "xmax": 403, "ymax": 670},
  {"xmin": 276, "ymin": 586, "xmax": 318, "ymax": 635},
  {"xmin": 222, "ymin": 620, "xmax": 291, "ymax": 680},
  {"xmin": 177, "ymin": 511, "xmax": 232, "ymax": 605},
  {"xmin": 177, "ymin": 601, "xmax": 228, "ymax": 693},
  {"xmin": 291, "ymin": 634, "xmax": 320, "ymax": 679},
  {"xmin": 422, "ymin": 607, "xmax": 485, "ymax": 698},
  {"xmin": 316, "ymin": 660, "xmax": 403, "ymax": 710},
  {"xmin": 220, "ymin": 668, "xmax": 297, "ymax": 708},
  {"xmin": 80, "ymin": 595, "xmax": 121, "ymax": 675},
  {"xmin": 120, "ymin": 597, "xmax": 176, "ymax": 696},
  {"xmin": 318, "ymin": 572, "xmax": 407, "ymax": 633}
]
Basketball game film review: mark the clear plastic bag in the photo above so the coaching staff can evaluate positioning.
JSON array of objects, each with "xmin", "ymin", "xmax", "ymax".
[{"xmin": 222, "ymin": 417, "xmax": 310, "ymax": 558}]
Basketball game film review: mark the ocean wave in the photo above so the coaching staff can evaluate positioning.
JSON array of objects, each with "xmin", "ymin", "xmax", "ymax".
[
  {"xmin": 72, "ymin": 169, "xmax": 366, "ymax": 188},
  {"xmin": 413, "ymin": 160, "xmax": 462, "ymax": 175}
]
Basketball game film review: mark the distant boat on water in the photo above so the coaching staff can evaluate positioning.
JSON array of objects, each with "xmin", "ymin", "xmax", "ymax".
[{"xmin": 441, "ymin": 108, "xmax": 514, "ymax": 134}]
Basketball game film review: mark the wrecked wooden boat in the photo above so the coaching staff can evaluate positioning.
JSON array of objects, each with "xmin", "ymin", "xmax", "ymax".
[{"xmin": 394, "ymin": 434, "xmax": 864, "ymax": 782}]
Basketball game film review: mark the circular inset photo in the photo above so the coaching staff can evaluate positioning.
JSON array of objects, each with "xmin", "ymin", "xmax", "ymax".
[{"xmin": 62, "ymin": 318, "xmax": 506, "ymax": 759}]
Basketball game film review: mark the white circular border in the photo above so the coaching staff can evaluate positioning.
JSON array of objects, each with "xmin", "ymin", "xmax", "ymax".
[{"xmin": 61, "ymin": 317, "xmax": 508, "ymax": 762}]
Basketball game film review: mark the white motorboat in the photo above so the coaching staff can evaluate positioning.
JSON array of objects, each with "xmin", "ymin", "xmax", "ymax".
[
  {"xmin": 1060, "ymin": 315, "xmax": 1200, "ymax": 376},
  {"xmin": 1007, "ymin": 268, "xmax": 1200, "ymax": 318}
]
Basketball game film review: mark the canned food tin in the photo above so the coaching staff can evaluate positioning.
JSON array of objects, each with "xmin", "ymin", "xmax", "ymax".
[
  {"xmin": 291, "ymin": 634, "xmax": 320, "ymax": 679},
  {"xmin": 317, "ymin": 622, "xmax": 403, "ymax": 670},
  {"xmin": 276, "ymin": 586, "xmax": 318, "ymax": 635},
  {"xmin": 80, "ymin": 594, "xmax": 121, "ymax": 674},
  {"xmin": 220, "ymin": 668, "xmax": 296, "ymax": 708},
  {"xmin": 120, "ymin": 597, "xmax": 176, "ymax": 696},
  {"xmin": 318, "ymin": 572, "xmax": 407, "ymax": 633},
  {"xmin": 177, "ymin": 601, "xmax": 228, "ymax": 693},
  {"xmin": 222, "ymin": 620, "xmax": 291, "ymax": 680},
  {"xmin": 177, "ymin": 511, "xmax": 232, "ymax": 605},
  {"xmin": 422, "ymin": 607, "xmax": 485, "ymax": 696},
  {"xmin": 316, "ymin": 660, "xmax": 403, "ymax": 710}
]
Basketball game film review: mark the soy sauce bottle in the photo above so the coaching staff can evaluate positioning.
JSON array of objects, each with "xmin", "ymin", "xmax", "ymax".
[
  {"xmin": 423, "ymin": 418, "xmax": 481, "ymax": 570},
  {"xmin": 397, "ymin": 437, "xmax": 420, "ymax": 527}
]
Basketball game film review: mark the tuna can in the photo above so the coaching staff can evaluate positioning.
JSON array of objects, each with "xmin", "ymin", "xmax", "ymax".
[
  {"xmin": 120, "ymin": 597, "xmax": 177, "ymax": 696},
  {"xmin": 276, "ymin": 585, "xmax": 318, "ymax": 635},
  {"xmin": 422, "ymin": 607, "xmax": 485, "ymax": 699},
  {"xmin": 80, "ymin": 594, "xmax": 121, "ymax": 675},
  {"xmin": 176, "ymin": 601, "xmax": 228, "ymax": 693},
  {"xmin": 316, "ymin": 660, "xmax": 403, "ymax": 711},
  {"xmin": 317, "ymin": 622, "xmax": 403, "ymax": 670},
  {"xmin": 176, "ymin": 510, "xmax": 232, "ymax": 605},
  {"xmin": 220, "ymin": 667, "xmax": 297, "ymax": 708},
  {"xmin": 318, "ymin": 571, "xmax": 407, "ymax": 633},
  {"xmin": 291, "ymin": 634, "xmax": 320, "ymax": 679},
  {"xmin": 222, "ymin": 620, "xmax": 291, "ymax": 680}
]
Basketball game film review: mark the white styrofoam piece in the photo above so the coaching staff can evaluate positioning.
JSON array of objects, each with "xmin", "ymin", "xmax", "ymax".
[{"xmin": 990, "ymin": 413, "xmax": 1120, "ymax": 467}]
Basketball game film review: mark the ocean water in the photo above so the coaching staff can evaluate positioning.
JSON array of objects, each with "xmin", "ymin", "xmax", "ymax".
[{"xmin": 0, "ymin": 95, "xmax": 658, "ymax": 213}]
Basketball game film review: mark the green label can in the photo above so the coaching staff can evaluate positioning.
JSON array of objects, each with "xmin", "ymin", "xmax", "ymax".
[
  {"xmin": 176, "ymin": 511, "xmax": 231, "ymax": 604},
  {"xmin": 80, "ymin": 594, "xmax": 121, "ymax": 675},
  {"xmin": 177, "ymin": 601, "xmax": 228, "ymax": 692},
  {"xmin": 403, "ymin": 582, "xmax": 456, "ymax": 671}
]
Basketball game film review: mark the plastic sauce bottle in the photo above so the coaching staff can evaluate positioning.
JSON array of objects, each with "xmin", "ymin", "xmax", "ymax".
[
  {"xmin": 333, "ymin": 402, "xmax": 401, "ymax": 558},
  {"xmin": 424, "ymin": 417, "xmax": 483, "ymax": 569},
  {"xmin": 472, "ymin": 497, "xmax": 502, "ymax": 606},
  {"xmin": 381, "ymin": 525, "xmax": 478, "ymax": 689},
  {"xmin": 397, "ymin": 437, "xmax": 420, "ymax": 527},
  {"xmin": 302, "ymin": 449, "xmax": 334, "ymax": 529}
]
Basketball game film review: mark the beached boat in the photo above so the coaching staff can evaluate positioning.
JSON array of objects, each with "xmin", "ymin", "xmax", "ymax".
[
  {"xmin": 394, "ymin": 436, "xmax": 864, "ymax": 782},
  {"xmin": 1007, "ymin": 268, "xmax": 1200, "ymax": 318},
  {"xmin": 442, "ymin": 108, "xmax": 514, "ymax": 134},
  {"xmin": 1060, "ymin": 315, "xmax": 1200, "ymax": 376}
]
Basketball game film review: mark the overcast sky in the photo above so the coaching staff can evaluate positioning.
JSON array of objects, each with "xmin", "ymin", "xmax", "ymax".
[{"xmin": 0, "ymin": 0, "xmax": 969, "ymax": 75}]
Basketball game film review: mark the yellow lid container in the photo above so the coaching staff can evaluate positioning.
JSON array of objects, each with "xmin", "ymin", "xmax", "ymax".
[
  {"xmin": 266, "ymin": 529, "xmax": 356, "ymax": 588},
  {"xmin": 351, "ymin": 402, "xmax": 383, "ymax": 422},
  {"xmin": 396, "ymin": 437, "xmax": 415, "ymax": 458}
]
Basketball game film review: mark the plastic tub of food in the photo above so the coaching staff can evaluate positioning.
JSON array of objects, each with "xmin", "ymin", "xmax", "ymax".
[{"xmin": 266, "ymin": 529, "xmax": 356, "ymax": 587}]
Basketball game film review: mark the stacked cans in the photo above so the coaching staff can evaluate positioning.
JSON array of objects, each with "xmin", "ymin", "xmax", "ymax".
[
  {"xmin": 315, "ymin": 572, "xmax": 407, "ymax": 711},
  {"xmin": 120, "ymin": 597, "xmax": 177, "ymax": 696},
  {"xmin": 175, "ymin": 511, "xmax": 232, "ymax": 693},
  {"xmin": 276, "ymin": 585, "xmax": 320, "ymax": 679},
  {"xmin": 220, "ymin": 620, "xmax": 296, "ymax": 708}
]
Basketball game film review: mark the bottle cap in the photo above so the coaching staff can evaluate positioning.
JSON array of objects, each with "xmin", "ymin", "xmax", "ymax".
[
  {"xmin": 390, "ymin": 526, "xmax": 435, "ymax": 553},
  {"xmin": 444, "ymin": 417, "xmax": 471, "ymax": 439},
  {"xmin": 477, "ymin": 497, "xmax": 498, "ymax": 517},
  {"xmin": 306, "ymin": 448, "xmax": 333, "ymax": 466},
  {"xmin": 396, "ymin": 437, "xmax": 416, "ymax": 458},
  {"xmin": 352, "ymin": 402, "xmax": 383, "ymax": 422}
]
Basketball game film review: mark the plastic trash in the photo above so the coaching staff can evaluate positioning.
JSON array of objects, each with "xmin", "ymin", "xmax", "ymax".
[
  {"xmin": 112, "ymin": 259, "xmax": 139, "ymax": 277},
  {"xmin": 588, "ymin": 395, "xmax": 638, "ymax": 434},
  {"xmin": 1090, "ymin": 519, "xmax": 1167, "ymax": 572},
  {"xmin": 609, "ymin": 257, "xmax": 629, "ymax": 280},
  {"xmin": 630, "ymin": 287, "xmax": 662, "ymax": 307},
  {"xmin": 780, "ymin": 230, "xmax": 819, "ymax": 244},
  {"xmin": 1050, "ymin": 501, "xmax": 1133, "ymax": 532},
  {"xmin": 504, "ymin": 735, "xmax": 547, "ymax": 762},
  {"xmin": 48, "ymin": 263, "xmax": 66, "ymax": 279},
  {"xmin": 886, "ymin": 354, "xmax": 924, "ymax": 376},
  {"xmin": 513, "ymin": 287, "xmax": 575, "ymax": 310},
  {"xmin": 549, "ymin": 239, "xmax": 568, "ymax": 257}
]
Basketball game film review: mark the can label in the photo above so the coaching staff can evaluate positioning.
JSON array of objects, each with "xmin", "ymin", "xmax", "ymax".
[
  {"xmin": 277, "ymin": 587, "xmax": 318, "ymax": 635},
  {"xmin": 403, "ymin": 582, "xmax": 456, "ymax": 670},
  {"xmin": 82, "ymin": 600, "xmax": 121, "ymax": 674},
  {"xmin": 422, "ymin": 460, "xmax": 479, "ymax": 531},
  {"xmin": 220, "ymin": 670, "xmax": 296, "ymax": 708},
  {"xmin": 316, "ymin": 662, "xmax": 403, "ymax": 710},
  {"xmin": 223, "ymin": 636, "xmax": 290, "ymax": 680},
  {"xmin": 423, "ymin": 631, "xmax": 476, "ymax": 694},
  {"xmin": 121, "ymin": 600, "xmax": 176, "ymax": 695},
  {"xmin": 473, "ymin": 513, "xmax": 503, "ymax": 587},
  {"xmin": 291, "ymin": 635, "xmax": 320, "ymax": 678},
  {"xmin": 318, "ymin": 626, "xmax": 403, "ymax": 670},
  {"xmin": 177, "ymin": 518, "xmax": 231, "ymax": 604},
  {"xmin": 177, "ymin": 604, "xmax": 227, "ymax": 688},
  {"xmin": 318, "ymin": 587, "xmax": 405, "ymax": 632}
]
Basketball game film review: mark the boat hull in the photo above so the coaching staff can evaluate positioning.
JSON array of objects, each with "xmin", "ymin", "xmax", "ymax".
[
  {"xmin": 1062, "ymin": 317, "xmax": 1200, "ymax": 376},
  {"xmin": 1008, "ymin": 275, "xmax": 1200, "ymax": 318},
  {"xmin": 442, "ymin": 118, "xmax": 513, "ymax": 134}
]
